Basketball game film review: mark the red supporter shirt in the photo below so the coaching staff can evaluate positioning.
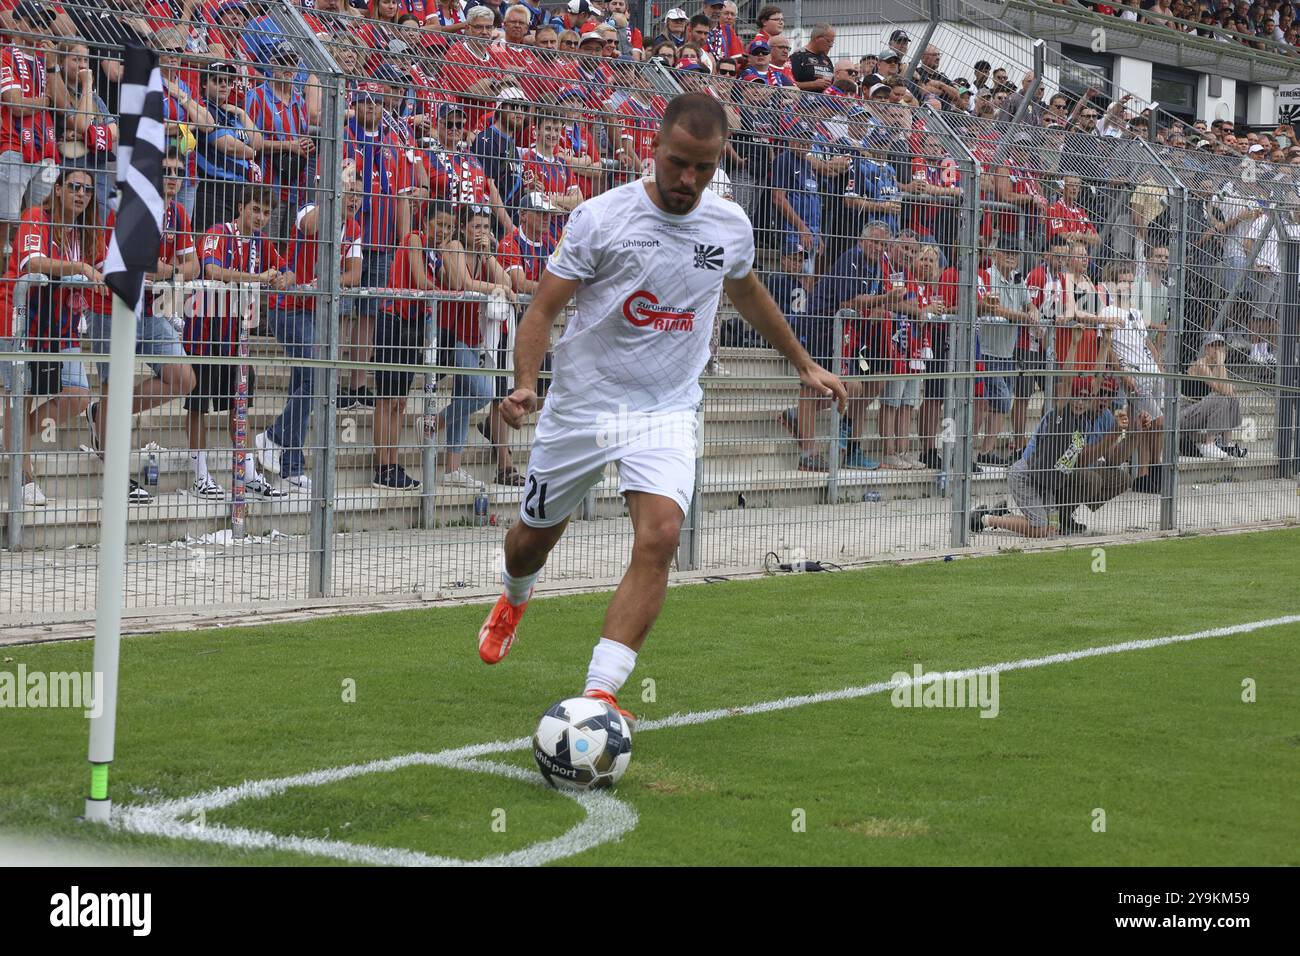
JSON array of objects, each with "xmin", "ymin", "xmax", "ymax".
[
  {"xmin": 496, "ymin": 224, "xmax": 554, "ymax": 285},
  {"xmin": 489, "ymin": 43, "xmax": 559, "ymax": 101},
  {"xmin": 192, "ymin": 223, "xmax": 288, "ymax": 355},
  {"xmin": 438, "ymin": 253, "xmax": 487, "ymax": 346},
  {"xmin": 280, "ymin": 204, "xmax": 363, "ymax": 312},
  {"xmin": 341, "ymin": 120, "xmax": 414, "ymax": 251},
  {"xmin": 560, "ymin": 120, "xmax": 601, "ymax": 198},
  {"xmin": 244, "ymin": 82, "xmax": 311, "ymax": 202},
  {"xmin": 423, "ymin": 146, "xmax": 493, "ymax": 206},
  {"xmin": 386, "ymin": 229, "xmax": 444, "ymax": 321},
  {"xmin": 441, "ymin": 40, "xmax": 503, "ymax": 132},
  {"xmin": 1, "ymin": 45, "xmax": 56, "ymax": 163},
  {"xmin": 1045, "ymin": 200, "xmax": 1096, "ymax": 244},
  {"xmin": 1025, "ymin": 263, "xmax": 1066, "ymax": 352},
  {"xmin": 616, "ymin": 96, "xmax": 666, "ymax": 162},
  {"xmin": 0, "ymin": 208, "xmax": 98, "ymax": 349},
  {"xmin": 554, "ymin": 61, "xmax": 612, "ymax": 113},
  {"xmin": 518, "ymin": 144, "xmax": 577, "ymax": 202}
]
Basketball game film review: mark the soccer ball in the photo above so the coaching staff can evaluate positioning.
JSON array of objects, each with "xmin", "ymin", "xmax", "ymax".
[{"xmin": 532, "ymin": 697, "xmax": 632, "ymax": 791}]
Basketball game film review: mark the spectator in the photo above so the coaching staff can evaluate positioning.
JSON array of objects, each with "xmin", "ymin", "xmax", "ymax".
[
  {"xmin": 810, "ymin": 220, "xmax": 911, "ymax": 470},
  {"xmin": 431, "ymin": 204, "xmax": 517, "ymax": 486},
  {"xmin": 649, "ymin": 40, "xmax": 678, "ymax": 66},
  {"xmin": 534, "ymin": 24, "xmax": 560, "ymax": 51},
  {"xmin": 339, "ymin": 78, "xmax": 417, "ymax": 408},
  {"xmin": 768, "ymin": 33, "xmax": 794, "ymax": 83},
  {"xmin": 559, "ymin": 0, "xmax": 597, "ymax": 33},
  {"xmin": 423, "ymin": 102, "xmax": 513, "ymax": 234},
  {"xmin": 877, "ymin": 236, "xmax": 931, "ymax": 470},
  {"xmin": 704, "ymin": 0, "xmax": 743, "ymax": 61},
  {"xmin": 429, "ymin": 0, "xmax": 469, "ymax": 33},
  {"xmin": 1020, "ymin": 237, "xmax": 1071, "ymax": 451},
  {"xmin": 154, "ymin": 29, "xmax": 214, "ymax": 220},
  {"xmin": 972, "ymin": 59, "xmax": 991, "ymax": 94},
  {"xmin": 1045, "ymin": 173, "xmax": 1099, "ymax": 247},
  {"xmin": 442, "ymin": 4, "xmax": 504, "ymax": 132},
  {"xmin": 598, "ymin": 0, "xmax": 644, "ymax": 59},
  {"xmin": 886, "ymin": 28, "xmax": 910, "ymax": 61},
  {"xmin": 0, "ymin": 0, "xmax": 58, "ymax": 261},
  {"xmin": 972, "ymin": 378, "xmax": 1134, "ymax": 538},
  {"xmin": 845, "ymin": 123, "xmax": 902, "ymax": 250},
  {"xmin": 1107, "ymin": 295, "xmax": 1166, "ymax": 493},
  {"xmin": 0, "ymin": 164, "xmax": 99, "ymax": 507},
  {"xmin": 494, "ymin": 4, "xmax": 554, "ymax": 100},
  {"xmin": 46, "ymin": 38, "xmax": 116, "ymax": 221},
  {"xmin": 255, "ymin": 168, "xmax": 365, "ymax": 493},
  {"xmin": 912, "ymin": 243, "xmax": 949, "ymax": 470},
  {"xmin": 193, "ymin": 61, "xmax": 264, "ymax": 232},
  {"xmin": 554, "ymin": 87, "xmax": 604, "ymax": 197},
  {"xmin": 738, "ymin": 39, "xmax": 790, "ymax": 86},
  {"xmin": 520, "ymin": 108, "xmax": 584, "ymax": 214},
  {"xmin": 901, "ymin": 127, "xmax": 963, "ymax": 253},
  {"xmin": 1054, "ymin": 241, "xmax": 1123, "ymax": 400},
  {"xmin": 615, "ymin": 66, "xmax": 668, "ymax": 177},
  {"xmin": 187, "ymin": 183, "xmax": 292, "ymax": 501},
  {"xmin": 473, "ymin": 84, "xmax": 528, "ymax": 219},
  {"xmin": 84, "ymin": 151, "xmax": 198, "ymax": 502},
  {"xmin": 771, "ymin": 120, "xmax": 821, "ymax": 271},
  {"xmin": 753, "ymin": 4, "xmax": 784, "ymax": 44},
  {"xmin": 1181, "ymin": 333, "xmax": 1245, "ymax": 459},
  {"xmin": 245, "ymin": 44, "xmax": 313, "ymax": 243},
  {"xmin": 790, "ymin": 22, "xmax": 834, "ymax": 93},
  {"xmin": 976, "ymin": 241, "xmax": 1033, "ymax": 468},
  {"xmin": 650, "ymin": 7, "xmax": 689, "ymax": 49}
]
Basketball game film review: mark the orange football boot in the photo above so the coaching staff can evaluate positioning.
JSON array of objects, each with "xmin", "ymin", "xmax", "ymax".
[
  {"xmin": 478, "ymin": 590, "xmax": 531, "ymax": 664},
  {"xmin": 584, "ymin": 689, "xmax": 637, "ymax": 731}
]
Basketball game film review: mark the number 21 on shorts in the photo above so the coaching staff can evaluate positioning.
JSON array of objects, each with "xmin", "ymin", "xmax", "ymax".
[{"xmin": 524, "ymin": 475, "xmax": 549, "ymax": 521}]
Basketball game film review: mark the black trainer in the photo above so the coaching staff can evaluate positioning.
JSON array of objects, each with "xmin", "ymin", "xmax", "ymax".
[
  {"xmin": 352, "ymin": 385, "xmax": 376, "ymax": 408},
  {"xmin": 969, "ymin": 506, "xmax": 989, "ymax": 534},
  {"xmin": 87, "ymin": 401, "xmax": 102, "ymax": 455},
  {"xmin": 128, "ymin": 478, "xmax": 152, "ymax": 504},
  {"xmin": 372, "ymin": 464, "xmax": 421, "ymax": 491}
]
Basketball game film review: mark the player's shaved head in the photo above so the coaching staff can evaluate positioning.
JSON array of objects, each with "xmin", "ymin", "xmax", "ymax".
[{"xmin": 660, "ymin": 92, "xmax": 729, "ymax": 142}]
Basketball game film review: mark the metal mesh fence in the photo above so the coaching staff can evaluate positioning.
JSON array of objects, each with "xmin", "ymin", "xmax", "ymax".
[{"xmin": 1, "ymin": 0, "xmax": 1297, "ymax": 627}]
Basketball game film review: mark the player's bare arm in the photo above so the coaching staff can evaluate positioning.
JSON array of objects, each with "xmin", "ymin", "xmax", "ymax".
[
  {"xmin": 502, "ymin": 270, "xmax": 581, "ymax": 428},
  {"xmin": 724, "ymin": 271, "xmax": 848, "ymax": 413}
]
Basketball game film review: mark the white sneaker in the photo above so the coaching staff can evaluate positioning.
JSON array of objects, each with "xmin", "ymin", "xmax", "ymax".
[
  {"xmin": 255, "ymin": 431, "xmax": 282, "ymax": 475},
  {"xmin": 881, "ymin": 454, "xmax": 911, "ymax": 470},
  {"xmin": 707, "ymin": 358, "xmax": 730, "ymax": 376},
  {"xmin": 286, "ymin": 474, "xmax": 312, "ymax": 494},
  {"xmin": 902, "ymin": 451, "xmax": 926, "ymax": 469},
  {"xmin": 1198, "ymin": 441, "xmax": 1230, "ymax": 460},
  {"xmin": 244, "ymin": 473, "xmax": 289, "ymax": 499},
  {"xmin": 190, "ymin": 475, "xmax": 225, "ymax": 500},
  {"xmin": 23, "ymin": 481, "xmax": 46, "ymax": 506},
  {"xmin": 440, "ymin": 468, "xmax": 482, "ymax": 489}
]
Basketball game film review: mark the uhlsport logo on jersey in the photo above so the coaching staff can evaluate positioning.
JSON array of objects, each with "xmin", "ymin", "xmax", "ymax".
[
  {"xmin": 622, "ymin": 290, "xmax": 695, "ymax": 332},
  {"xmin": 693, "ymin": 243, "xmax": 724, "ymax": 270}
]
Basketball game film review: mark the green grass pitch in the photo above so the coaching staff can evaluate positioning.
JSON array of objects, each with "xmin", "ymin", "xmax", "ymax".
[{"xmin": 2, "ymin": 529, "xmax": 1297, "ymax": 865}]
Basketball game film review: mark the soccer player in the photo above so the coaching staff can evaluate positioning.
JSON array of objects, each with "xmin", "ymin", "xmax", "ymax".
[{"xmin": 476, "ymin": 93, "xmax": 847, "ymax": 722}]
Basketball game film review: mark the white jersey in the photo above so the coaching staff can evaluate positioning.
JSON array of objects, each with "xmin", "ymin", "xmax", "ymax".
[{"xmin": 543, "ymin": 179, "xmax": 755, "ymax": 422}]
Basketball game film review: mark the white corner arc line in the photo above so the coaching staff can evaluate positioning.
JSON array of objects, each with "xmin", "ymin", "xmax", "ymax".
[{"xmin": 114, "ymin": 614, "xmax": 1300, "ymax": 866}]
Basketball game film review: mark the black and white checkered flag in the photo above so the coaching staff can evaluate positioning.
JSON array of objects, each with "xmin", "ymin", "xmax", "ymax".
[{"xmin": 103, "ymin": 43, "xmax": 166, "ymax": 313}]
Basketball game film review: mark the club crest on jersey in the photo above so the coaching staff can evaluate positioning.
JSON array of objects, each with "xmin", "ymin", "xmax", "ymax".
[
  {"xmin": 693, "ymin": 244, "xmax": 724, "ymax": 271},
  {"xmin": 622, "ymin": 290, "xmax": 695, "ymax": 332}
]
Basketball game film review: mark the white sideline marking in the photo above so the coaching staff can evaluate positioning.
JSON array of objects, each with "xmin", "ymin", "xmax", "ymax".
[{"xmin": 115, "ymin": 614, "xmax": 1300, "ymax": 866}]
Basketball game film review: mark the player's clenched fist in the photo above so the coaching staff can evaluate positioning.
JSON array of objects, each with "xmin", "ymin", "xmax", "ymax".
[{"xmin": 501, "ymin": 387, "xmax": 539, "ymax": 428}]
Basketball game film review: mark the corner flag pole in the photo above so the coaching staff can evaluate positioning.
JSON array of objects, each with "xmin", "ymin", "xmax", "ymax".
[{"xmin": 85, "ymin": 43, "xmax": 166, "ymax": 823}]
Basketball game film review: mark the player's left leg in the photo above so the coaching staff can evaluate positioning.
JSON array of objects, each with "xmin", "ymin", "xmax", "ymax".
[{"xmin": 582, "ymin": 490, "xmax": 684, "ymax": 726}]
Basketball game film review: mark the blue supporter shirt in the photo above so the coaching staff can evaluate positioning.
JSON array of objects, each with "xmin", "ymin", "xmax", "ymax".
[
  {"xmin": 771, "ymin": 147, "xmax": 821, "ymax": 245},
  {"xmin": 846, "ymin": 156, "xmax": 900, "ymax": 233}
]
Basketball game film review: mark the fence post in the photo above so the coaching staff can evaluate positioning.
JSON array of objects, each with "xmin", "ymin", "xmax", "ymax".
[
  {"xmin": 1160, "ymin": 185, "xmax": 1189, "ymax": 531},
  {"xmin": 675, "ymin": 403, "xmax": 705, "ymax": 573},
  {"xmin": 5, "ymin": 276, "xmax": 38, "ymax": 551},
  {"xmin": 276, "ymin": 1, "xmax": 343, "ymax": 598},
  {"xmin": 827, "ymin": 309, "xmax": 848, "ymax": 503},
  {"xmin": 1277, "ymin": 238, "xmax": 1300, "ymax": 479},
  {"xmin": 925, "ymin": 107, "xmax": 980, "ymax": 549},
  {"xmin": 900, "ymin": 0, "xmax": 939, "ymax": 89}
]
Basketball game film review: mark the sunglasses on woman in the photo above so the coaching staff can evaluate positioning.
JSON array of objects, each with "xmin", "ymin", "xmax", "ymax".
[{"xmin": 64, "ymin": 181, "xmax": 94, "ymax": 194}]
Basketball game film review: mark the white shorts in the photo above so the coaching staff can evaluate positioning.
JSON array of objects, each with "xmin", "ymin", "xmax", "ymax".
[{"xmin": 520, "ymin": 406, "xmax": 699, "ymax": 528}]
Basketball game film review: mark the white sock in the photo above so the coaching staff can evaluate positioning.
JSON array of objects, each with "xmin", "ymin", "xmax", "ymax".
[
  {"xmin": 192, "ymin": 450, "xmax": 209, "ymax": 482},
  {"xmin": 584, "ymin": 637, "xmax": 637, "ymax": 696},
  {"xmin": 501, "ymin": 569, "xmax": 538, "ymax": 606},
  {"xmin": 243, "ymin": 453, "xmax": 258, "ymax": 482}
]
